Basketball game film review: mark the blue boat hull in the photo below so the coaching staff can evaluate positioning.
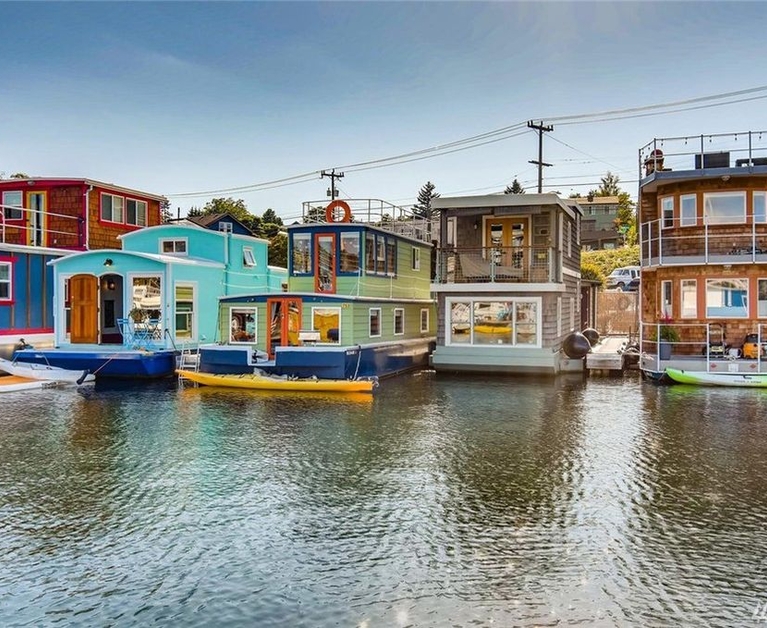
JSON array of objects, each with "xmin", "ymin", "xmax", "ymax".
[
  {"xmin": 200, "ymin": 338, "xmax": 434, "ymax": 380},
  {"xmin": 12, "ymin": 348, "xmax": 177, "ymax": 379}
]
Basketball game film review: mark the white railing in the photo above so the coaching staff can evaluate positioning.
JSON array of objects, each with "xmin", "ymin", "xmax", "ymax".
[{"xmin": 0, "ymin": 202, "xmax": 84, "ymax": 248}]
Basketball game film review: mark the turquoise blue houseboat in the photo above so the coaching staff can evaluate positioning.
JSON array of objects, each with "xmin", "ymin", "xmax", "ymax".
[
  {"xmin": 14, "ymin": 223, "xmax": 286, "ymax": 377},
  {"xmin": 198, "ymin": 199, "xmax": 436, "ymax": 380}
]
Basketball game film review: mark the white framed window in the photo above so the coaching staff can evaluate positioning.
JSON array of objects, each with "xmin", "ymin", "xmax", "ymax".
[
  {"xmin": 160, "ymin": 238, "xmax": 187, "ymax": 255},
  {"xmin": 292, "ymin": 233, "xmax": 311, "ymax": 273},
  {"xmin": 243, "ymin": 247, "xmax": 256, "ymax": 267},
  {"xmin": 661, "ymin": 196, "xmax": 674, "ymax": 229},
  {"xmin": 412, "ymin": 247, "xmax": 420, "ymax": 271},
  {"xmin": 312, "ymin": 307, "xmax": 341, "ymax": 344},
  {"xmin": 2, "ymin": 191, "xmax": 22, "ymax": 220},
  {"xmin": 680, "ymin": 194, "xmax": 697, "ymax": 227},
  {"xmin": 230, "ymin": 307, "xmax": 257, "ymax": 343},
  {"xmin": 446, "ymin": 297, "xmax": 541, "ymax": 348},
  {"xmin": 661, "ymin": 280, "xmax": 673, "ymax": 317},
  {"xmin": 706, "ymin": 278, "xmax": 748, "ymax": 318},
  {"xmin": 704, "ymin": 191, "xmax": 746, "ymax": 225},
  {"xmin": 219, "ymin": 222, "xmax": 233, "ymax": 233},
  {"xmin": 174, "ymin": 283, "xmax": 195, "ymax": 339},
  {"xmin": 0, "ymin": 261, "xmax": 12, "ymax": 301},
  {"xmin": 681, "ymin": 279, "xmax": 697, "ymax": 318},
  {"xmin": 393, "ymin": 308, "xmax": 404, "ymax": 335},
  {"xmin": 126, "ymin": 199, "xmax": 147, "ymax": 226},
  {"xmin": 754, "ymin": 192, "xmax": 767, "ymax": 224},
  {"xmin": 101, "ymin": 193, "xmax": 125, "ymax": 223},
  {"xmin": 340, "ymin": 233, "xmax": 360, "ymax": 272},
  {"xmin": 758, "ymin": 279, "xmax": 767, "ymax": 317},
  {"xmin": 369, "ymin": 308, "xmax": 381, "ymax": 338},
  {"xmin": 386, "ymin": 240, "xmax": 397, "ymax": 276},
  {"xmin": 420, "ymin": 308, "xmax": 429, "ymax": 333}
]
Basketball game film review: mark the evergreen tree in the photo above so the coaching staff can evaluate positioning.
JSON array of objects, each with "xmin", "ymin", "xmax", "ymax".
[
  {"xmin": 504, "ymin": 178, "xmax": 525, "ymax": 194},
  {"xmin": 160, "ymin": 197, "xmax": 173, "ymax": 223},
  {"xmin": 412, "ymin": 181, "xmax": 440, "ymax": 218}
]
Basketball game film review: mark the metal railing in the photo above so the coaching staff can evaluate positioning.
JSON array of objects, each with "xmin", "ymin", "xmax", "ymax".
[
  {"xmin": 640, "ymin": 130, "xmax": 767, "ymax": 178},
  {"xmin": 301, "ymin": 198, "xmax": 435, "ymax": 243},
  {"xmin": 641, "ymin": 215, "xmax": 767, "ymax": 266},
  {"xmin": 434, "ymin": 246, "xmax": 557, "ymax": 284},
  {"xmin": 1, "ymin": 202, "xmax": 85, "ymax": 248}
]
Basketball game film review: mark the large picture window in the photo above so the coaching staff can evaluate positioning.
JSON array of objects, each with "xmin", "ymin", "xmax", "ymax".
[
  {"xmin": 312, "ymin": 307, "xmax": 341, "ymax": 344},
  {"xmin": 447, "ymin": 298, "xmax": 540, "ymax": 347},
  {"xmin": 2, "ymin": 191, "xmax": 22, "ymax": 220},
  {"xmin": 680, "ymin": 194, "xmax": 697, "ymax": 227},
  {"xmin": 101, "ymin": 193, "xmax": 125, "ymax": 223},
  {"xmin": 230, "ymin": 308, "xmax": 256, "ymax": 343},
  {"xmin": 704, "ymin": 192, "xmax": 746, "ymax": 225},
  {"xmin": 706, "ymin": 278, "xmax": 748, "ymax": 318},
  {"xmin": 681, "ymin": 279, "xmax": 697, "ymax": 318},
  {"xmin": 292, "ymin": 234, "xmax": 311, "ymax": 273},
  {"xmin": 0, "ymin": 261, "xmax": 12, "ymax": 301}
]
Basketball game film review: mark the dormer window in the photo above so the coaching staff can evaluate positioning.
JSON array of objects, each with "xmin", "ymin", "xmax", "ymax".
[
  {"xmin": 219, "ymin": 222, "xmax": 233, "ymax": 233},
  {"xmin": 160, "ymin": 238, "xmax": 187, "ymax": 255},
  {"xmin": 243, "ymin": 247, "xmax": 256, "ymax": 267}
]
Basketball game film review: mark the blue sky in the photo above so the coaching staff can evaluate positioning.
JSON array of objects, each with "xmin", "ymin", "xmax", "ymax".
[{"xmin": 2, "ymin": 2, "xmax": 766, "ymax": 221}]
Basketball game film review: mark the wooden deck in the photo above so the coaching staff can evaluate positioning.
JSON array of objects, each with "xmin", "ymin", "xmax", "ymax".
[{"xmin": 586, "ymin": 336, "xmax": 629, "ymax": 373}]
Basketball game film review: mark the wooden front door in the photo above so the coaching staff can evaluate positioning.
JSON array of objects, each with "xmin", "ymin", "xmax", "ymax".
[
  {"xmin": 70, "ymin": 274, "xmax": 98, "ymax": 344},
  {"xmin": 266, "ymin": 297, "xmax": 302, "ymax": 357},
  {"xmin": 485, "ymin": 217, "xmax": 528, "ymax": 269}
]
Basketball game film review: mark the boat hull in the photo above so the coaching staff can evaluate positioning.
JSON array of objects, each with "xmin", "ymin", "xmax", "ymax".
[
  {"xmin": 177, "ymin": 370, "xmax": 376, "ymax": 393},
  {"xmin": 665, "ymin": 367, "xmax": 767, "ymax": 387},
  {"xmin": 0, "ymin": 375, "xmax": 65, "ymax": 393},
  {"xmin": 0, "ymin": 357, "xmax": 94, "ymax": 383},
  {"xmin": 12, "ymin": 349, "xmax": 177, "ymax": 379}
]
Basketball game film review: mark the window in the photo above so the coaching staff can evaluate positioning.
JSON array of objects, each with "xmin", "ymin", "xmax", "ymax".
[
  {"xmin": 292, "ymin": 234, "xmax": 311, "ymax": 273},
  {"xmin": 219, "ymin": 222, "xmax": 233, "ymax": 233},
  {"xmin": 446, "ymin": 218, "xmax": 456, "ymax": 247},
  {"xmin": 681, "ymin": 279, "xmax": 697, "ymax": 318},
  {"xmin": 393, "ymin": 308, "xmax": 404, "ymax": 335},
  {"xmin": 340, "ymin": 233, "xmax": 360, "ymax": 272},
  {"xmin": 0, "ymin": 261, "xmax": 11, "ymax": 301},
  {"xmin": 706, "ymin": 278, "xmax": 748, "ymax": 318},
  {"xmin": 386, "ymin": 240, "xmax": 396, "ymax": 275},
  {"xmin": 704, "ymin": 192, "xmax": 746, "ymax": 224},
  {"xmin": 661, "ymin": 197, "xmax": 674, "ymax": 229},
  {"xmin": 661, "ymin": 280, "xmax": 672, "ymax": 317},
  {"xmin": 2, "ymin": 191, "xmax": 22, "ymax": 220},
  {"xmin": 369, "ymin": 308, "xmax": 381, "ymax": 337},
  {"xmin": 754, "ymin": 192, "xmax": 767, "ymax": 224},
  {"xmin": 160, "ymin": 239, "xmax": 187, "ymax": 255},
  {"xmin": 376, "ymin": 238, "xmax": 386, "ymax": 273},
  {"xmin": 243, "ymin": 247, "xmax": 256, "ymax": 267},
  {"xmin": 420, "ymin": 308, "xmax": 429, "ymax": 333},
  {"xmin": 365, "ymin": 233, "xmax": 376, "ymax": 272},
  {"xmin": 759, "ymin": 279, "xmax": 767, "ymax": 317},
  {"xmin": 312, "ymin": 307, "xmax": 340, "ymax": 343},
  {"xmin": 447, "ymin": 298, "xmax": 539, "ymax": 347},
  {"xmin": 101, "ymin": 193, "xmax": 124, "ymax": 223},
  {"xmin": 680, "ymin": 194, "xmax": 697, "ymax": 227},
  {"xmin": 174, "ymin": 284, "xmax": 195, "ymax": 339},
  {"xmin": 230, "ymin": 308, "xmax": 257, "ymax": 343},
  {"xmin": 126, "ymin": 199, "xmax": 147, "ymax": 226},
  {"xmin": 412, "ymin": 248, "xmax": 421, "ymax": 271}
]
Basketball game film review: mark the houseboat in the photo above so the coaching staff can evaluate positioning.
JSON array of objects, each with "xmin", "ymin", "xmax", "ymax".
[
  {"xmin": 637, "ymin": 130, "xmax": 767, "ymax": 382},
  {"xmin": 429, "ymin": 193, "xmax": 584, "ymax": 375},
  {"xmin": 0, "ymin": 178, "xmax": 165, "ymax": 356},
  {"xmin": 13, "ymin": 223, "xmax": 286, "ymax": 378},
  {"xmin": 197, "ymin": 199, "xmax": 436, "ymax": 380}
]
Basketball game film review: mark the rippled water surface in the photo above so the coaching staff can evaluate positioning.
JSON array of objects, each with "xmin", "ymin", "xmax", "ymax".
[{"xmin": 2, "ymin": 372, "xmax": 767, "ymax": 627}]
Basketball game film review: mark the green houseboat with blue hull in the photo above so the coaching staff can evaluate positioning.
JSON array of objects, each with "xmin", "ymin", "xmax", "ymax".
[{"xmin": 199, "ymin": 199, "xmax": 437, "ymax": 380}]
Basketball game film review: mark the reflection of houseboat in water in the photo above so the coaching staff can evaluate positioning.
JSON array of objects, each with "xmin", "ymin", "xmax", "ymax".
[{"xmin": 199, "ymin": 199, "xmax": 437, "ymax": 380}]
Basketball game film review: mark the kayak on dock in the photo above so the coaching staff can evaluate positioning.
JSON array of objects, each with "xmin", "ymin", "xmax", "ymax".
[{"xmin": 176, "ymin": 369, "xmax": 377, "ymax": 393}]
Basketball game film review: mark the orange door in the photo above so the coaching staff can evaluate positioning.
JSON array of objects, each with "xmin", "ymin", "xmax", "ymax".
[
  {"xmin": 266, "ymin": 297, "xmax": 302, "ymax": 357},
  {"xmin": 70, "ymin": 274, "xmax": 98, "ymax": 344}
]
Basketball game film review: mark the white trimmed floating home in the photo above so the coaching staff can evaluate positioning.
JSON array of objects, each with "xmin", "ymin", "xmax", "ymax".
[
  {"xmin": 429, "ymin": 193, "xmax": 585, "ymax": 375},
  {"xmin": 638, "ymin": 130, "xmax": 767, "ymax": 383},
  {"xmin": 198, "ymin": 199, "xmax": 436, "ymax": 380}
]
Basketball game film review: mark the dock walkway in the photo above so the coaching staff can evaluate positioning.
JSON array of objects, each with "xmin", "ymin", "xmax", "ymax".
[{"xmin": 586, "ymin": 335, "xmax": 629, "ymax": 373}]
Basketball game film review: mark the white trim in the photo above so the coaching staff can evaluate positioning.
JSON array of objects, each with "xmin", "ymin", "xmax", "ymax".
[
  {"xmin": 311, "ymin": 306, "xmax": 341, "ymax": 344},
  {"xmin": 393, "ymin": 307, "xmax": 405, "ymax": 336},
  {"xmin": 445, "ymin": 296, "xmax": 542, "ymax": 349},
  {"xmin": 420, "ymin": 307, "xmax": 430, "ymax": 333},
  {"xmin": 369, "ymin": 307, "xmax": 382, "ymax": 338},
  {"xmin": 159, "ymin": 237, "xmax": 189, "ymax": 256},
  {"xmin": 680, "ymin": 194, "xmax": 697, "ymax": 227},
  {"xmin": 243, "ymin": 246, "xmax": 256, "ymax": 267},
  {"xmin": 174, "ymin": 280, "xmax": 197, "ymax": 341}
]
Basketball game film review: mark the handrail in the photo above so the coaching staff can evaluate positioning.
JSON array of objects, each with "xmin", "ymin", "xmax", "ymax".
[{"xmin": 0, "ymin": 202, "xmax": 85, "ymax": 247}]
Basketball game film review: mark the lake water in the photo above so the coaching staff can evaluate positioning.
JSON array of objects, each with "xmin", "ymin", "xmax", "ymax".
[{"xmin": 1, "ymin": 372, "xmax": 766, "ymax": 627}]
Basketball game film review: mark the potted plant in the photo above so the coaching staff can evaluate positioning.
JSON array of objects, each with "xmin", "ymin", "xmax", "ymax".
[
  {"xmin": 654, "ymin": 314, "xmax": 680, "ymax": 360},
  {"xmin": 128, "ymin": 307, "xmax": 146, "ymax": 324}
]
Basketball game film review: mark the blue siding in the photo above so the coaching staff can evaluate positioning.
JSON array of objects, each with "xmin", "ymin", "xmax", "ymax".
[{"xmin": 0, "ymin": 250, "xmax": 58, "ymax": 333}]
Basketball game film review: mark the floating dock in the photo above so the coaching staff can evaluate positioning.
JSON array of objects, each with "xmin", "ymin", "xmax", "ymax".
[{"xmin": 586, "ymin": 336, "xmax": 629, "ymax": 373}]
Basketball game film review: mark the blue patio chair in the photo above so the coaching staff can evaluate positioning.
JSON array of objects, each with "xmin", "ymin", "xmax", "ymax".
[{"xmin": 117, "ymin": 318, "xmax": 135, "ymax": 348}]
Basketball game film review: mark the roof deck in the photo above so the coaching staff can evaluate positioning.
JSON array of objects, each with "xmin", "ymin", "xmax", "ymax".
[{"xmin": 640, "ymin": 130, "xmax": 767, "ymax": 192}]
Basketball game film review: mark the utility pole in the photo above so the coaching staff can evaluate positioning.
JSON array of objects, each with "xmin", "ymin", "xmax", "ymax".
[
  {"xmin": 527, "ymin": 120, "xmax": 554, "ymax": 193},
  {"xmin": 321, "ymin": 169, "xmax": 344, "ymax": 200}
]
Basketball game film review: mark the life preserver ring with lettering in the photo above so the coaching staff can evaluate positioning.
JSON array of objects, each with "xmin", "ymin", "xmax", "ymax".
[{"xmin": 325, "ymin": 200, "xmax": 352, "ymax": 223}]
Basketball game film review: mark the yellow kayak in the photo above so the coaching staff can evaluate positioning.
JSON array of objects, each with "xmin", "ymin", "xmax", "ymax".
[{"xmin": 176, "ymin": 370, "xmax": 376, "ymax": 393}]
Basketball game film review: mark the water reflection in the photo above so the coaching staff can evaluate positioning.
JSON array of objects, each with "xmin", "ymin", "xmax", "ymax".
[{"xmin": 0, "ymin": 373, "xmax": 766, "ymax": 626}]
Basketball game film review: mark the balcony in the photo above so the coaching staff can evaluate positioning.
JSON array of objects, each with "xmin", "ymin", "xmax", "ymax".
[
  {"xmin": 641, "ymin": 216, "xmax": 767, "ymax": 267},
  {"xmin": 1, "ymin": 203, "xmax": 84, "ymax": 248},
  {"xmin": 434, "ymin": 246, "xmax": 558, "ymax": 285}
]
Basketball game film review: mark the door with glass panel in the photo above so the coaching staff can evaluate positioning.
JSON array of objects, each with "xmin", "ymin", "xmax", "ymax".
[
  {"xmin": 485, "ymin": 217, "xmax": 528, "ymax": 270},
  {"xmin": 267, "ymin": 297, "xmax": 302, "ymax": 357},
  {"xmin": 314, "ymin": 233, "xmax": 336, "ymax": 293}
]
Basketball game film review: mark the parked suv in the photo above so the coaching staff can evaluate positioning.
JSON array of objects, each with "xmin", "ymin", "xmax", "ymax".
[{"xmin": 606, "ymin": 266, "xmax": 640, "ymax": 291}]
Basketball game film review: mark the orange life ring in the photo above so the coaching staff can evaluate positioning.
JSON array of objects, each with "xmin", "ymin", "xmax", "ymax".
[{"xmin": 325, "ymin": 200, "xmax": 351, "ymax": 223}]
